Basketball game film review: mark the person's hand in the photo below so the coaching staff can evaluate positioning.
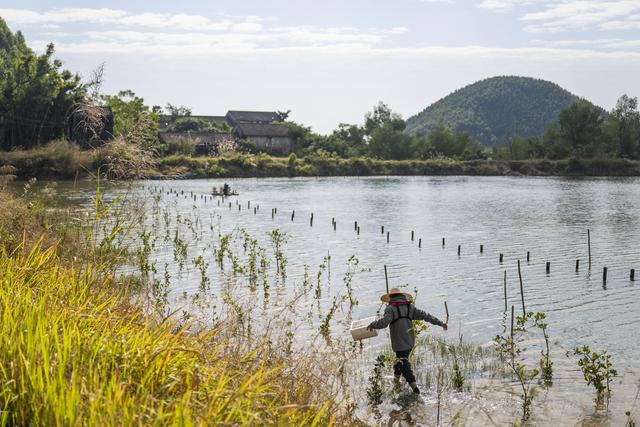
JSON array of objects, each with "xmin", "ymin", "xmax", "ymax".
[{"xmin": 442, "ymin": 323, "xmax": 448, "ymax": 331}]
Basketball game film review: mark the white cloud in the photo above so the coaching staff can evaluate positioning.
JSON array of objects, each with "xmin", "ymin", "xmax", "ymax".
[
  {"xmin": 521, "ymin": 1, "xmax": 640, "ymax": 32},
  {"xmin": 477, "ymin": 0, "xmax": 535, "ymax": 13},
  {"xmin": 419, "ymin": 0, "xmax": 455, "ymax": 4},
  {"xmin": 0, "ymin": 8, "xmax": 128, "ymax": 24},
  {"xmin": 0, "ymin": 8, "xmax": 234, "ymax": 32}
]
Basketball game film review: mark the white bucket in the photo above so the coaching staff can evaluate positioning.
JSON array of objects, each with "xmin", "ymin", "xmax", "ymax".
[{"xmin": 350, "ymin": 316, "xmax": 378, "ymax": 341}]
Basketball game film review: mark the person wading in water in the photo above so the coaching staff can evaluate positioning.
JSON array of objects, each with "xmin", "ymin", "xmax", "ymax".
[{"xmin": 367, "ymin": 288, "xmax": 448, "ymax": 394}]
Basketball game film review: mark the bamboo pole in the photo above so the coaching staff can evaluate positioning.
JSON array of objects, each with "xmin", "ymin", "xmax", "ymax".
[
  {"xmin": 518, "ymin": 260, "xmax": 526, "ymax": 315},
  {"xmin": 503, "ymin": 270, "xmax": 507, "ymax": 312},
  {"xmin": 384, "ymin": 265, "xmax": 389, "ymax": 294},
  {"xmin": 444, "ymin": 301, "xmax": 449, "ymax": 324},
  {"xmin": 588, "ymin": 229, "xmax": 592, "ymax": 269}
]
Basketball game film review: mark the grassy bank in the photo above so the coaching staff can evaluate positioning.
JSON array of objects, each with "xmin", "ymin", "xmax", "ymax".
[
  {"xmin": 0, "ymin": 190, "xmax": 348, "ymax": 425},
  {"xmin": 159, "ymin": 153, "xmax": 640, "ymax": 178},
  {"xmin": 3, "ymin": 141, "xmax": 640, "ymax": 181}
]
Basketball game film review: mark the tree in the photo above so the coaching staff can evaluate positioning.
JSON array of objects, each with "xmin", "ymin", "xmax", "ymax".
[
  {"xmin": 607, "ymin": 95, "xmax": 640, "ymax": 159},
  {"xmin": 364, "ymin": 102, "xmax": 405, "ymax": 136},
  {"xmin": 275, "ymin": 110, "xmax": 291, "ymax": 122},
  {"xmin": 557, "ymin": 100, "xmax": 603, "ymax": 156},
  {"xmin": 0, "ymin": 18, "xmax": 84, "ymax": 149},
  {"xmin": 165, "ymin": 103, "xmax": 192, "ymax": 119},
  {"xmin": 101, "ymin": 90, "xmax": 160, "ymax": 148}
]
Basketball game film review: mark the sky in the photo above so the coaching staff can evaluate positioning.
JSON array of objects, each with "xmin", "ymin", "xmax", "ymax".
[{"xmin": 1, "ymin": 0, "xmax": 640, "ymax": 133}]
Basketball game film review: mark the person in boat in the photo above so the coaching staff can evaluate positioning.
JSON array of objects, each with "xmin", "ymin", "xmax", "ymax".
[
  {"xmin": 367, "ymin": 288, "xmax": 448, "ymax": 394},
  {"xmin": 223, "ymin": 183, "xmax": 230, "ymax": 196}
]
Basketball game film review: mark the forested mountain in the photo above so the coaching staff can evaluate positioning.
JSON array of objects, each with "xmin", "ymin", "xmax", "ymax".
[{"xmin": 406, "ymin": 76, "xmax": 591, "ymax": 147}]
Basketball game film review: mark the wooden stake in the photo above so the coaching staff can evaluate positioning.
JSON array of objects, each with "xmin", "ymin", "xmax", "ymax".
[
  {"xmin": 386, "ymin": 231, "xmax": 390, "ymax": 243},
  {"xmin": 518, "ymin": 260, "xmax": 525, "ymax": 315},
  {"xmin": 575, "ymin": 259, "xmax": 580, "ymax": 272},
  {"xmin": 354, "ymin": 221, "xmax": 358, "ymax": 231},
  {"xmin": 411, "ymin": 230, "xmax": 414, "ymax": 241},
  {"xmin": 418, "ymin": 238, "xmax": 422, "ymax": 249},
  {"xmin": 442, "ymin": 237, "xmax": 445, "ymax": 247},
  {"xmin": 546, "ymin": 261, "xmax": 550, "ymax": 274},
  {"xmin": 603, "ymin": 267, "xmax": 608, "ymax": 283},
  {"xmin": 510, "ymin": 305, "xmax": 515, "ymax": 354},
  {"xmin": 381, "ymin": 225, "xmax": 384, "ymax": 235},
  {"xmin": 588, "ymin": 229, "xmax": 592, "ymax": 269},
  {"xmin": 384, "ymin": 265, "xmax": 389, "ymax": 294},
  {"xmin": 444, "ymin": 301, "xmax": 449, "ymax": 324},
  {"xmin": 291, "ymin": 210, "xmax": 295, "ymax": 221},
  {"xmin": 503, "ymin": 270, "xmax": 507, "ymax": 312},
  {"xmin": 499, "ymin": 253, "xmax": 503, "ymax": 263},
  {"xmin": 480, "ymin": 244, "xmax": 484, "ymax": 253},
  {"xmin": 457, "ymin": 245, "xmax": 461, "ymax": 256},
  {"xmin": 310, "ymin": 213, "xmax": 314, "ymax": 227},
  {"xmin": 527, "ymin": 251, "xmax": 530, "ymax": 262},
  {"xmin": 631, "ymin": 269, "xmax": 635, "ymax": 281},
  {"xmin": 357, "ymin": 226, "xmax": 360, "ymax": 235}
]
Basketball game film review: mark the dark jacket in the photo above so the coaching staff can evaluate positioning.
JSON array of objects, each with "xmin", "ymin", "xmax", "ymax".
[{"xmin": 369, "ymin": 303, "xmax": 445, "ymax": 352}]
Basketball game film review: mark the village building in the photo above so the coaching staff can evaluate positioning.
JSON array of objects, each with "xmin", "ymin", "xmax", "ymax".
[
  {"xmin": 234, "ymin": 123, "xmax": 293, "ymax": 153},
  {"xmin": 158, "ymin": 110, "xmax": 293, "ymax": 155}
]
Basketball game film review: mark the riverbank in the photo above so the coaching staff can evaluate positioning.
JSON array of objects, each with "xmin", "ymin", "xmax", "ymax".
[
  {"xmin": 3, "ymin": 141, "xmax": 640, "ymax": 180},
  {"xmin": 0, "ymin": 189, "xmax": 349, "ymax": 425},
  {"xmin": 159, "ymin": 154, "xmax": 640, "ymax": 178}
]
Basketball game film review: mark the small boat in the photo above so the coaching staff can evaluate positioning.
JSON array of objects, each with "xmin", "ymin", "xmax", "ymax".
[{"xmin": 212, "ymin": 187, "xmax": 239, "ymax": 196}]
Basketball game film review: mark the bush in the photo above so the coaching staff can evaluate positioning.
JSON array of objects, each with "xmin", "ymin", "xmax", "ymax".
[
  {"xmin": 0, "ymin": 139, "xmax": 92, "ymax": 179},
  {"xmin": 93, "ymin": 138, "xmax": 156, "ymax": 180}
]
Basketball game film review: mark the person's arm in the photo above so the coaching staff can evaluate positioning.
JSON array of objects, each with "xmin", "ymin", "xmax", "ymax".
[
  {"xmin": 412, "ymin": 307, "xmax": 448, "ymax": 330},
  {"xmin": 367, "ymin": 306, "xmax": 394, "ymax": 330}
]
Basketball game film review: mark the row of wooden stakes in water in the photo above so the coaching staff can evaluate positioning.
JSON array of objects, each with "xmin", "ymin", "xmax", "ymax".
[{"xmin": 154, "ymin": 187, "xmax": 636, "ymax": 283}]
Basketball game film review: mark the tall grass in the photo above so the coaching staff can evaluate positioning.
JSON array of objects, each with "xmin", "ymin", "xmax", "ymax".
[
  {"xmin": 0, "ymin": 238, "xmax": 345, "ymax": 426},
  {"xmin": 0, "ymin": 187, "xmax": 351, "ymax": 425}
]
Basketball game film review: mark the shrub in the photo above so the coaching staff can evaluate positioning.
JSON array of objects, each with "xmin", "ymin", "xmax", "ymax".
[{"xmin": 93, "ymin": 137, "xmax": 156, "ymax": 180}]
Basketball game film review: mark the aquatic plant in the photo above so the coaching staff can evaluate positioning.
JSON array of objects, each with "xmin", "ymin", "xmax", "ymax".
[
  {"xmin": 268, "ymin": 229, "xmax": 288, "ymax": 280},
  {"xmin": 531, "ymin": 312, "xmax": 553, "ymax": 386},
  {"xmin": 319, "ymin": 294, "xmax": 347, "ymax": 337},
  {"xmin": 450, "ymin": 344, "xmax": 465, "ymax": 392},
  {"xmin": 192, "ymin": 254, "xmax": 210, "ymax": 292},
  {"xmin": 367, "ymin": 354, "xmax": 393, "ymax": 406},
  {"xmin": 494, "ymin": 313, "xmax": 541, "ymax": 421},
  {"xmin": 574, "ymin": 345, "xmax": 617, "ymax": 405}
]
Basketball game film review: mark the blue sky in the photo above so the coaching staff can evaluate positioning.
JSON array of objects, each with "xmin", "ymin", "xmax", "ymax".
[{"xmin": 2, "ymin": 0, "xmax": 640, "ymax": 133}]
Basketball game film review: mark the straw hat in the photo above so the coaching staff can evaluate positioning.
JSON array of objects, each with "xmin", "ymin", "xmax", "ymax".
[{"xmin": 380, "ymin": 287, "xmax": 413, "ymax": 303}]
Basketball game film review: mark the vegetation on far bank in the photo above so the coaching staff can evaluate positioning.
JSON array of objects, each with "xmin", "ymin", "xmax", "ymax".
[{"xmin": 2, "ymin": 18, "xmax": 640, "ymax": 180}]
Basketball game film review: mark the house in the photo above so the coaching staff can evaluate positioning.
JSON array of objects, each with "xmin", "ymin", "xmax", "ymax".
[
  {"xmin": 225, "ymin": 111, "xmax": 278, "ymax": 127},
  {"xmin": 159, "ymin": 131, "xmax": 235, "ymax": 156},
  {"xmin": 234, "ymin": 122, "xmax": 293, "ymax": 153},
  {"xmin": 157, "ymin": 110, "xmax": 294, "ymax": 155}
]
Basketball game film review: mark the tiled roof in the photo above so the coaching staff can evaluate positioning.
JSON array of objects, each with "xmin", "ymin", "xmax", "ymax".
[{"xmin": 235, "ymin": 123, "xmax": 290, "ymax": 137}]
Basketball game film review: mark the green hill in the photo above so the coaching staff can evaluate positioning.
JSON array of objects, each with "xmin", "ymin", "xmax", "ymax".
[{"xmin": 406, "ymin": 76, "xmax": 585, "ymax": 147}]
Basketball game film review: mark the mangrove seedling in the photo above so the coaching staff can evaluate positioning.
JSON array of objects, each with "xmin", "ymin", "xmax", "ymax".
[
  {"xmin": 574, "ymin": 345, "xmax": 617, "ymax": 405},
  {"xmin": 494, "ymin": 313, "xmax": 542, "ymax": 421},
  {"xmin": 367, "ymin": 354, "xmax": 393, "ymax": 406}
]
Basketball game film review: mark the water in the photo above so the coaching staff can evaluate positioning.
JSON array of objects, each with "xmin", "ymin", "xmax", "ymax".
[{"xmin": 50, "ymin": 176, "xmax": 640, "ymax": 424}]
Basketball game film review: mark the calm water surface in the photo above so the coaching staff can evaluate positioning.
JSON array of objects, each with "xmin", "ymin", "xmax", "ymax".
[{"xmin": 56, "ymin": 176, "xmax": 640, "ymax": 424}]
